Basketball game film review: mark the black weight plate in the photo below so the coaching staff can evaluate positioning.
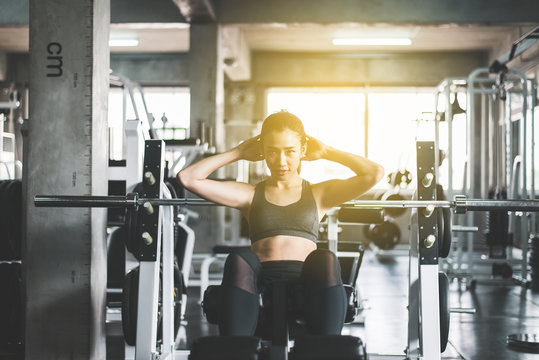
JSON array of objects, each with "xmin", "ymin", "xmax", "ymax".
[
  {"xmin": 440, "ymin": 207, "xmax": 452, "ymax": 259},
  {"xmin": 369, "ymin": 224, "xmax": 383, "ymax": 248},
  {"xmin": 371, "ymin": 220, "xmax": 400, "ymax": 250},
  {"xmin": 124, "ymin": 207, "xmax": 139, "ymax": 256},
  {"xmin": 122, "ymin": 265, "xmax": 179, "ymax": 345},
  {"xmin": 124, "ymin": 183, "xmax": 144, "ymax": 255},
  {"xmin": 107, "ymin": 226, "xmax": 127, "ymax": 289},
  {"xmin": 507, "ymin": 333, "xmax": 539, "ymax": 353},
  {"xmin": 439, "ymin": 271, "xmax": 450, "ymax": 353},
  {"xmin": 384, "ymin": 193, "xmax": 406, "ymax": 217},
  {"xmin": 362, "ymin": 223, "xmax": 372, "ymax": 240},
  {"xmin": 437, "ymin": 208, "xmax": 444, "ymax": 256},
  {"xmin": 122, "ymin": 266, "xmax": 139, "ymax": 346},
  {"xmin": 0, "ymin": 181, "xmax": 12, "ymax": 260},
  {"xmin": 436, "ymin": 184, "xmax": 446, "ymax": 201},
  {"xmin": 6, "ymin": 180, "xmax": 22, "ymax": 260},
  {"xmin": 165, "ymin": 181, "xmax": 178, "ymax": 199}
]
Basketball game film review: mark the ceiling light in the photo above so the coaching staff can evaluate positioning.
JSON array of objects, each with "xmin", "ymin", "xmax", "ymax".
[
  {"xmin": 110, "ymin": 23, "xmax": 189, "ymax": 30},
  {"xmin": 109, "ymin": 38, "xmax": 139, "ymax": 47},
  {"xmin": 332, "ymin": 38, "xmax": 412, "ymax": 46}
]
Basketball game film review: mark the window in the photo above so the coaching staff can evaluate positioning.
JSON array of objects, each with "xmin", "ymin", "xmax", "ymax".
[
  {"xmin": 108, "ymin": 86, "xmax": 190, "ymax": 160},
  {"xmin": 266, "ymin": 88, "xmax": 445, "ymax": 190},
  {"xmin": 368, "ymin": 90, "xmax": 437, "ymax": 189},
  {"xmin": 143, "ymin": 87, "xmax": 190, "ymax": 140}
]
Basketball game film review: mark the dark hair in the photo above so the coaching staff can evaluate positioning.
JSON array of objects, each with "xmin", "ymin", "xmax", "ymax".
[
  {"xmin": 260, "ymin": 110, "xmax": 306, "ymax": 146},
  {"xmin": 260, "ymin": 110, "xmax": 306, "ymax": 174}
]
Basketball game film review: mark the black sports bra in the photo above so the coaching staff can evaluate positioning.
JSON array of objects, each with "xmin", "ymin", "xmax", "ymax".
[{"xmin": 248, "ymin": 179, "xmax": 319, "ymax": 243}]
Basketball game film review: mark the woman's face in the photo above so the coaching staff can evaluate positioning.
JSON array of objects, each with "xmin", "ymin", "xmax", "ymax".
[{"xmin": 262, "ymin": 128, "xmax": 306, "ymax": 179}]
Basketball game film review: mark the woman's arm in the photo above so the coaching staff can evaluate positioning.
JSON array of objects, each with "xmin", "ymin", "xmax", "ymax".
[
  {"xmin": 177, "ymin": 136, "xmax": 263, "ymax": 212},
  {"xmin": 306, "ymin": 137, "xmax": 384, "ymax": 213}
]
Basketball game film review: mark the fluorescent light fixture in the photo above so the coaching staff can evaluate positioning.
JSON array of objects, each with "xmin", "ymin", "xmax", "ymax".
[
  {"xmin": 109, "ymin": 38, "xmax": 139, "ymax": 47},
  {"xmin": 332, "ymin": 38, "xmax": 412, "ymax": 46}
]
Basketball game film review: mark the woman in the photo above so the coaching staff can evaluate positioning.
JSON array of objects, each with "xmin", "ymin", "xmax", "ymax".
[{"xmin": 178, "ymin": 110, "xmax": 384, "ymax": 336}]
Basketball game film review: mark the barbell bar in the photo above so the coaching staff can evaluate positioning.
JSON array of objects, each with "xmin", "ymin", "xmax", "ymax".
[
  {"xmin": 33, "ymin": 194, "xmax": 539, "ymax": 214},
  {"xmin": 33, "ymin": 193, "xmax": 215, "ymax": 208}
]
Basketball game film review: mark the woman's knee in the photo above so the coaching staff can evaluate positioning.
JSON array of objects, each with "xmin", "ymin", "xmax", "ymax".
[
  {"xmin": 302, "ymin": 249, "xmax": 342, "ymax": 286},
  {"xmin": 222, "ymin": 249, "xmax": 261, "ymax": 292}
]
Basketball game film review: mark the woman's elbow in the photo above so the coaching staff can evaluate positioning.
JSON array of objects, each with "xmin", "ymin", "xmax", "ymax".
[
  {"xmin": 177, "ymin": 169, "xmax": 193, "ymax": 189},
  {"xmin": 374, "ymin": 165, "xmax": 385, "ymax": 184}
]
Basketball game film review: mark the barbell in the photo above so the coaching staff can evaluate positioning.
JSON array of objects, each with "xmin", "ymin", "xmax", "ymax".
[{"xmin": 34, "ymin": 193, "xmax": 539, "ymax": 214}]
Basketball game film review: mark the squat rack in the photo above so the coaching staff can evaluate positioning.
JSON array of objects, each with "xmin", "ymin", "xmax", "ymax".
[{"xmin": 34, "ymin": 140, "xmax": 539, "ymax": 360}]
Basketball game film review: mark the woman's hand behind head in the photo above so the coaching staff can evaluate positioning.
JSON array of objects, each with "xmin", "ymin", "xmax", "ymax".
[
  {"xmin": 303, "ymin": 136, "xmax": 328, "ymax": 161},
  {"xmin": 236, "ymin": 135, "xmax": 264, "ymax": 162}
]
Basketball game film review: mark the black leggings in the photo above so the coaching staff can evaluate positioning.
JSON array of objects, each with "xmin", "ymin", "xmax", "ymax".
[{"xmin": 218, "ymin": 248, "xmax": 347, "ymax": 336}]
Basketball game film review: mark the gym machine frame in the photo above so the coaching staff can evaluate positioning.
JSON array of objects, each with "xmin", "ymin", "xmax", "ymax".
[
  {"xmin": 406, "ymin": 142, "xmax": 442, "ymax": 359},
  {"xmin": 35, "ymin": 141, "xmax": 539, "ymax": 360},
  {"xmin": 464, "ymin": 67, "xmax": 535, "ymax": 287}
]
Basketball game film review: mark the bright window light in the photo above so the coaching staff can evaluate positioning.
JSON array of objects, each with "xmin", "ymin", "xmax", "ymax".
[
  {"xmin": 109, "ymin": 38, "xmax": 139, "ymax": 47},
  {"xmin": 266, "ymin": 89, "xmax": 365, "ymax": 184},
  {"xmin": 266, "ymin": 88, "xmax": 453, "ymax": 191},
  {"xmin": 332, "ymin": 38, "xmax": 412, "ymax": 46}
]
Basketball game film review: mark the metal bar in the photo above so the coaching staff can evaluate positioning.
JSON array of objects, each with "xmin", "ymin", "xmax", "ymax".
[
  {"xmin": 351, "ymin": 199, "xmax": 539, "ymax": 212},
  {"xmin": 34, "ymin": 195, "xmax": 214, "ymax": 207},
  {"xmin": 34, "ymin": 195, "xmax": 539, "ymax": 212},
  {"xmin": 530, "ymin": 78, "xmax": 537, "ymax": 235},
  {"xmin": 447, "ymin": 82, "xmax": 454, "ymax": 202},
  {"xmin": 452, "ymin": 225, "xmax": 479, "ymax": 233},
  {"xmin": 510, "ymin": 68, "xmax": 530, "ymax": 285},
  {"xmin": 467, "ymin": 69, "xmax": 485, "ymax": 284},
  {"xmin": 348, "ymin": 200, "xmax": 451, "ymax": 208},
  {"xmin": 34, "ymin": 195, "xmax": 134, "ymax": 207},
  {"xmin": 497, "ymin": 25, "xmax": 539, "ymax": 65},
  {"xmin": 450, "ymin": 308, "xmax": 476, "ymax": 314},
  {"xmin": 472, "ymin": 77, "xmax": 524, "ymax": 84},
  {"xmin": 142, "ymin": 198, "xmax": 220, "ymax": 206}
]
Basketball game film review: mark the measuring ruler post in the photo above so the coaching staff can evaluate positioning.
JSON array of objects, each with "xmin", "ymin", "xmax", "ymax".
[{"xmin": 26, "ymin": 0, "xmax": 109, "ymax": 358}]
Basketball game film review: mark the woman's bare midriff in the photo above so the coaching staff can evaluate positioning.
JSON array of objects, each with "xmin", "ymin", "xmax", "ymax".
[{"xmin": 251, "ymin": 236, "xmax": 317, "ymax": 262}]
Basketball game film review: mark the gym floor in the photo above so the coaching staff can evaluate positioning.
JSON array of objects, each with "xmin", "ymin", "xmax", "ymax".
[{"xmin": 106, "ymin": 250, "xmax": 539, "ymax": 360}]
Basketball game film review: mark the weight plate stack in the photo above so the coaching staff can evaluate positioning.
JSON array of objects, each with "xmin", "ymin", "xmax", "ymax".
[
  {"xmin": 107, "ymin": 226, "xmax": 127, "ymax": 301},
  {"xmin": 122, "ymin": 266, "xmax": 139, "ymax": 346},
  {"xmin": 122, "ymin": 264, "xmax": 183, "ymax": 346},
  {"xmin": 438, "ymin": 207, "xmax": 452, "ymax": 258},
  {"xmin": 435, "ymin": 185, "xmax": 452, "ymax": 259},
  {"xmin": 439, "ymin": 271, "xmax": 450, "ymax": 352}
]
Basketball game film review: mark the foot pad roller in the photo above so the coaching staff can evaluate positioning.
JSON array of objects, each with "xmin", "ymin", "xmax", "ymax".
[
  {"xmin": 291, "ymin": 335, "xmax": 367, "ymax": 360},
  {"xmin": 189, "ymin": 336, "xmax": 262, "ymax": 360}
]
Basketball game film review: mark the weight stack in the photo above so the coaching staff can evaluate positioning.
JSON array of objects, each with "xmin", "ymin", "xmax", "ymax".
[
  {"xmin": 483, "ymin": 189, "xmax": 509, "ymax": 259},
  {"xmin": 530, "ymin": 236, "xmax": 539, "ymax": 292}
]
